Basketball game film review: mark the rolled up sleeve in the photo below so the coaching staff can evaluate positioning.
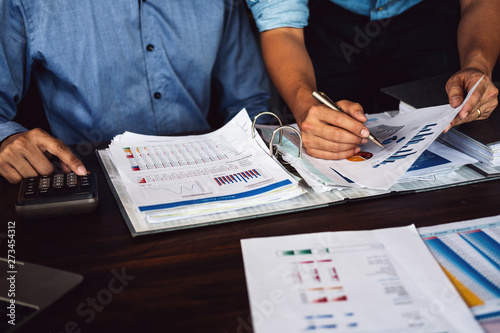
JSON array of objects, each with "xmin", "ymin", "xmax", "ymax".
[{"xmin": 246, "ymin": 0, "xmax": 309, "ymax": 32}]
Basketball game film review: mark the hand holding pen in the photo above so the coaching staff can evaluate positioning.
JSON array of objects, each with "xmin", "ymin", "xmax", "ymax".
[
  {"xmin": 293, "ymin": 91, "xmax": 381, "ymax": 160},
  {"xmin": 312, "ymin": 91, "xmax": 384, "ymax": 148}
]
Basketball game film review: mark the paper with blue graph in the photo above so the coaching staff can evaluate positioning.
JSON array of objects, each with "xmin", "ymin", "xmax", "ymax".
[
  {"xmin": 241, "ymin": 225, "xmax": 482, "ymax": 333},
  {"xmin": 106, "ymin": 109, "xmax": 303, "ymax": 223},
  {"xmin": 419, "ymin": 214, "xmax": 500, "ymax": 323},
  {"xmin": 280, "ymin": 78, "xmax": 483, "ymax": 190}
]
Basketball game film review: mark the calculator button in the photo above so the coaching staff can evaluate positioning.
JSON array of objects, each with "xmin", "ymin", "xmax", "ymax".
[
  {"xmin": 80, "ymin": 182, "xmax": 90, "ymax": 190},
  {"xmin": 38, "ymin": 189, "xmax": 49, "ymax": 196},
  {"xmin": 24, "ymin": 191, "xmax": 36, "ymax": 198},
  {"xmin": 39, "ymin": 180, "xmax": 50, "ymax": 189},
  {"xmin": 16, "ymin": 171, "xmax": 98, "ymax": 218},
  {"xmin": 67, "ymin": 175, "xmax": 78, "ymax": 187},
  {"xmin": 39, "ymin": 176, "xmax": 49, "ymax": 183},
  {"xmin": 53, "ymin": 174, "xmax": 64, "ymax": 184}
]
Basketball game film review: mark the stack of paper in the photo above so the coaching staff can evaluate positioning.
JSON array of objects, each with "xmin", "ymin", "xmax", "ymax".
[
  {"xmin": 439, "ymin": 80, "xmax": 500, "ymax": 170},
  {"xmin": 441, "ymin": 126, "xmax": 500, "ymax": 167},
  {"xmin": 382, "ymin": 75, "xmax": 500, "ymax": 176},
  {"xmin": 259, "ymin": 119, "xmax": 477, "ymax": 193},
  {"xmin": 262, "ymin": 79, "xmax": 482, "ymax": 192},
  {"xmin": 103, "ymin": 109, "xmax": 304, "ymax": 224}
]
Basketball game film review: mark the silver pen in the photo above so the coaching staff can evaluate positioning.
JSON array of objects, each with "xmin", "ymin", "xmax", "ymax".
[{"xmin": 312, "ymin": 90, "xmax": 384, "ymax": 148}]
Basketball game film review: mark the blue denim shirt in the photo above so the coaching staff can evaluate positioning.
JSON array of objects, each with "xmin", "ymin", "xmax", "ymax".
[
  {"xmin": 247, "ymin": 0, "xmax": 424, "ymax": 32},
  {"xmin": 0, "ymin": 1, "xmax": 270, "ymax": 145}
]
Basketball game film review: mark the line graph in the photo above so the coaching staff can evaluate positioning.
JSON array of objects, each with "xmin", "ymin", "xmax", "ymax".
[{"xmin": 139, "ymin": 180, "xmax": 212, "ymax": 200}]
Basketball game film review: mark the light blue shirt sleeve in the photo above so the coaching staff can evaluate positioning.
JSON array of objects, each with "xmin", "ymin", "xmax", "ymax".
[
  {"xmin": 0, "ymin": 0, "xmax": 270, "ymax": 145},
  {"xmin": 247, "ymin": 0, "xmax": 309, "ymax": 32},
  {"xmin": 0, "ymin": 0, "xmax": 30, "ymax": 141},
  {"xmin": 247, "ymin": 0, "xmax": 425, "ymax": 32}
]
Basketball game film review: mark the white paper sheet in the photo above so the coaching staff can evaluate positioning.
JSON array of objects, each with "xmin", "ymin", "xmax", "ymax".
[
  {"xmin": 280, "ymin": 78, "xmax": 483, "ymax": 190},
  {"xmin": 258, "ymin": 128, "xmax": 478, "ymax": 192},
  {"xmin": 419, "ymin": 215, "xmax": 500, "ymax": 322},
  {"xmin": 241, "ymin": 225, "xmax": 482, "ymax": 333},
  {"xmin": 98, "ymin": 146, "xmax": 491, "ymax": 235},
  {"xmin": 107, "ymin": 109, "xmax": 304, "ymax": 223},
  {"xmin": 401, "ymin": 141, "xmax": 478, "ymax": 179}
]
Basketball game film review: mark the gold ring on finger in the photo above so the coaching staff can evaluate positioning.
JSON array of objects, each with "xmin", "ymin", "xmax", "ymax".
[{"xmin": 477, "ymin": 108, "xmax": 481, "ymax": 118}]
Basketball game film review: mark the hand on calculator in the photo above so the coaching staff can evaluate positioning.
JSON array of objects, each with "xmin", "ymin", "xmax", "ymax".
[{"xmin": 15, "ymin": 172, "xmax": 98, "ymax": 219}]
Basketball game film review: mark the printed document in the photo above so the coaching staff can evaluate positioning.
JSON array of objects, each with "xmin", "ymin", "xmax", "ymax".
[
  {"xmin": 241, "ymin": 225, "xmax": 482, "ymax": 333},
  {"xmin": 106, "ymin": 109, "xmax": 303, "ymax": 223},
  {"xmin": 279, "ymin": 78, "xmax": 483, "ymax": 190},
  {"xmin": 419, "ymin": 215, "xmax": 500, "ymax": 322}
]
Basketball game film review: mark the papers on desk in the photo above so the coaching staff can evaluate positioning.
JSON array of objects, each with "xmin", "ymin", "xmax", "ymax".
[
  {"xmin": 439, "ymin": 87, "xmax": 500, "ymax": 170},
  {"xmin": 259, "ymin": 121, "xmax": 478, "ymax": 193},
  {"xmin": 418, "ymin": 215, "xmax": 500, "ymax": 323},
  {"xmin": 399, "ymin": 141, "xmax": 477, "ymax": 180},
  {"xmin": 96, "ymin": 77, "xmax": 498, "ymax": 236},
  {"xmin": 440, "ymin": 123, "xmax": 500, "ymax": 178},
  {"xmin": 101, "ymin": 109, "xmax": 303, "ymax": 225},
  {"xmin": 272, "ymin": 78, "xmax": 482, "ymax": 191},
  {"xmin": 241, "ymin": 225, "xmax": 483, "ymax": 333},
  {"xmin": 441, "ymin": 127, "xmax": 500, "ymax": 167}
]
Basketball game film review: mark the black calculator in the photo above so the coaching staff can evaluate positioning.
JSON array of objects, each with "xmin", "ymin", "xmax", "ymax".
[{"xmin": 15, "ymin": 172, "xmax": 98, "ymax": 219}]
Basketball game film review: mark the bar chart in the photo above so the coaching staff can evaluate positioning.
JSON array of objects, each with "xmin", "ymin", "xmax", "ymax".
[{"xmin": 420, "ymin": 217, "xmax": 500, "ymax": 321}]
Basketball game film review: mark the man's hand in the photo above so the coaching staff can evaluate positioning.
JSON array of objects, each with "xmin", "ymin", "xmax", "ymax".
[
  {"xmin": 298, "ymin": 100, "xmax": 370, "ymax": 160},
  {"xmin": 444, "ymin": 68, "xmax": 499, "ymax": 132},
  {"xmin": 0, "ymin": 128, "xmax": 87, "ymax": 184}
]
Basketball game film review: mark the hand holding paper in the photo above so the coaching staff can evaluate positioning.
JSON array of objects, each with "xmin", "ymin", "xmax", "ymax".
[
  {"xmin": 445, "ymin": 72, "xmax": 498, "ymax": 132},
  {"xmin": 279, "ymin": 77, "xmax": 485, "ymax": 190}
]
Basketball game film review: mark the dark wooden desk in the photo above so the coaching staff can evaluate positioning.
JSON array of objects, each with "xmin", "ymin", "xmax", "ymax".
[{"xmin": 1, "ymin": 147, "xmax": 500, "ymax": 333}]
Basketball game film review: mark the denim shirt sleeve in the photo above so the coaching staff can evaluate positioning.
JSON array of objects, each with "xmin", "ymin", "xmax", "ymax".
[
  {"xmin": 212, "ymin": 1, "xmax": 270, "ymax": 122},
  {"xmin": 0, "ymin": 1, "xmax": 272, "ymax": 145},
  {"xmin": 246, "ymin": 0, "xmax": 309, "ymax": 32},
  {"xmin": 0, "ymin": 0, "xmax": 30, "ymax": 142}
]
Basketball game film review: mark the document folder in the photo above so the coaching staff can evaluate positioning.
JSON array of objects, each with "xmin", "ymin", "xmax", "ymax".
[{"xmin": 97, "ymin": 97, "xmax": 500, "ymax": 236}]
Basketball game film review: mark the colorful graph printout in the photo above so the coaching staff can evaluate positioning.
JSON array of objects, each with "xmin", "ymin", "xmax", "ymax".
[
  {"xmin": 419, "ymin": 215, "xmax": 500, "ymax": 322},
  {"xmin": 406, "ymin": 149, "xmax": 450, "ymax": 173},
  {"xmin": 347, "ymin": 152, "xmax": 373, "ymax": 162},
  {"xmin": 241, "ymin": 225, "xmax": 482, "ymax": 333},
  {"xmin": 214, "ymin": 169, "xmax": 261, "ymax": 186},
  {"xmin": 277, "ymin": 78, "xmax": 484, "ymax": 190},
  {"xmin": 107, "ymin": 109, "xmax": 303, "ymax": 223},
  {"xmin": 123, "ymin": 140, "xmax": 230, "ymax": 172}
]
